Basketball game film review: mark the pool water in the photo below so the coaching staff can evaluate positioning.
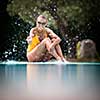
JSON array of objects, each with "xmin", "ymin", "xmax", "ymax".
[{"xmin": 0, "ymin": 62, "xmax": 100, "ymax": 100}]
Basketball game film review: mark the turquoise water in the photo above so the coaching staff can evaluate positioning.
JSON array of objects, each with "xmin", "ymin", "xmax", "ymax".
[{"xmin": 0, "ymin": 62, "xmax": 100, "ymax": 100}]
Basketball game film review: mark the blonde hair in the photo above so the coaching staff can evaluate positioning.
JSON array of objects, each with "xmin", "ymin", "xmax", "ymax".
[
  {"xmin": 37, "ymin": 15, "xmax": 48, "ymax": 24},
  {"xmin": 37, "ymin": 15, "xmax": 47, "ymax": 20}
]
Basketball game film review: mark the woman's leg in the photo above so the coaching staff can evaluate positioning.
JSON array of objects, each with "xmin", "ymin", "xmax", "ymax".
[
  {"xmin": 55, "ymin": 44, "xmax": 66, "ymax": 61},
  {"xmin": 27, "ymin": 38, "xmax": 62, "ymax": 62},
  {"xmin": 27, "ymin": 42, "xmax": 46, "ymax": 62},
  {"xmin": 45, "ymin": 38, "xmax": 62, "ymax": 61}
]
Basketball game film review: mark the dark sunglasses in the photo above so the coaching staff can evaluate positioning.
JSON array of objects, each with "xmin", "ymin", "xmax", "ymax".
[{"xmin": 38, "ymin": 21, "xmax": 46, "ymax": 25}]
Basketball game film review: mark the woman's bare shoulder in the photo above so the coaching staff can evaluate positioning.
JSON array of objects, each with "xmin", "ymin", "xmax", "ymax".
[
  {"xmin": 45, "ymin": 27, "xmax": 53, "ymax": 33},
  {"xmin": 29, "ymin": 27, "xmax": 37, "ymax": 36},
  {"xmin": 30, "ymin": 27, "xmax": 37, "ymax": 33},
  {"xmin": 30, "ymin": 27, "xmax": 37, "ymax": 31}
]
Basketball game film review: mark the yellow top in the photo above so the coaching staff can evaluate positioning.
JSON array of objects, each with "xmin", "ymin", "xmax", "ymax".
[
  {"xmin": 27, "ymin": 28, "xmax": 48, "ymax": 52},
  {"xmin": 27, "ymin": 34, "xmax": 40, "ymax": 52}
]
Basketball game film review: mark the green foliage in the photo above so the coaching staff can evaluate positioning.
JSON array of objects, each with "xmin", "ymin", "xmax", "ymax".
[
  {"xmin": 0, "ymin": 15, "xmax": 32, "ymax": 61},
  {"xmin": 3, "ymin": 0, "xmax": 100, "ymax": 60},
  {"xmin": 7, "ymin": 0, "xmax": 100, "ymax": 37}
]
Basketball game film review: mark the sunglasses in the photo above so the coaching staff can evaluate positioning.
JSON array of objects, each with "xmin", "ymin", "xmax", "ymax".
[{"xmin": 38, "ymin": 21, "xmax": 46, "ymax": 25}]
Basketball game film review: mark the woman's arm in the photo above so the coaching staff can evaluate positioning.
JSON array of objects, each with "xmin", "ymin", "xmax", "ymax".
[
  {"xmin": 46, "ymin": 28, "xmax": 61, "ymax": 47},
  {"xmin": 26, "ymin": 28, "xmax": 35, "ymax": 44}
]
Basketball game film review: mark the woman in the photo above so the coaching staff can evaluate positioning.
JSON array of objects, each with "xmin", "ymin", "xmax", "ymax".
[{"xmin": 26, "ymin": 15, "xmax": 66, "ymax": 62}]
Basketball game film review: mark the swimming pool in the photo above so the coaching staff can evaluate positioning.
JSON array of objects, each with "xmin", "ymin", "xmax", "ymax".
[{"xmin": 0, "ymin": 62, "xmax": 100, "ymax": 100}]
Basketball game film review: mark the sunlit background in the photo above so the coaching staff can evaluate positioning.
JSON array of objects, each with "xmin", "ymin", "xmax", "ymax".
[{"xmin": 0, "ymin": 0, "xmax": 100, "ymax": 61}]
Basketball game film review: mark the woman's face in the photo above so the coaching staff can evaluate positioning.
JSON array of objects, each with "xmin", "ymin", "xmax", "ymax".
[{"xmin": 36, "ymin": 17, "xmax": 47, "ymax": 31}]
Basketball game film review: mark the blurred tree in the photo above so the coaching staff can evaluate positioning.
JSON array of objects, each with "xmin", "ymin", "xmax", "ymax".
[
  {"xmin": 7, "ymin": 0, "xmax": 100, "ymax": 37},
  {"xmin": 0, "ymin": 15, "xmax": 32, "ymax": 61},
  {"xmin": 1, "ymin": 0, "xmax": 99, "ymax": 61}
]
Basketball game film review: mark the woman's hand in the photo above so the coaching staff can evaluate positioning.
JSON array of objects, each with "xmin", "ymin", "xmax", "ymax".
[
  {"xmin": 26, "ymin": 33, "xmax": 35, "ymax": 44},
  {"xmin": 26, "ymin": 36, "xmax": 32, "ymax": 44}
]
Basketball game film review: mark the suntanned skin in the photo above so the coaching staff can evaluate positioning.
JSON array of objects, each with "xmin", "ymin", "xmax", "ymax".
[{"xmin": 26, "ymin": 15, "xmax": 66, "ymax": 62}]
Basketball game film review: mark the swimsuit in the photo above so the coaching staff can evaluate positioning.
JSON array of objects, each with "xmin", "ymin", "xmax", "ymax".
[{"xmin": 27, "ymin": 27, "xmax": 48, "ymax": 52}]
